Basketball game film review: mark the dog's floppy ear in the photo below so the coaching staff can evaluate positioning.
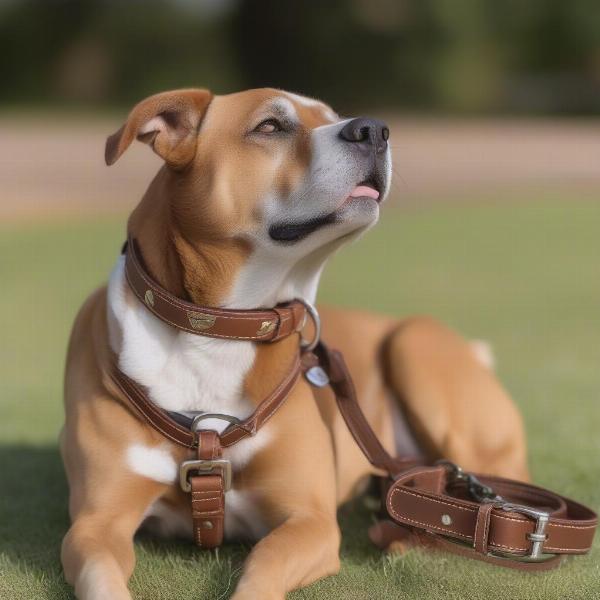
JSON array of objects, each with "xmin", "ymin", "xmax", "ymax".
[{"xmin": 105, "ymin": 88, "xmax": 213, "ymax": 169}]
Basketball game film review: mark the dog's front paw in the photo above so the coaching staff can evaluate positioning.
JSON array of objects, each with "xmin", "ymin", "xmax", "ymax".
[{"xmin": 231, "ymin": 584, "xmax": 284, "ymax": 600}]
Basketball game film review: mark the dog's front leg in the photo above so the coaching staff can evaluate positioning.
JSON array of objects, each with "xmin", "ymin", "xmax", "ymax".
[
  {"xmin": 62, "ymin": 515, "xmax": 138, "ymax": 600},
  {"xmin": 61, "ymin": 470, "xmax": 167, "ymax": 600},
  {"xmin": 60, "ymin": 420, "xmax": 169, "ymax": 600},
  {"xmin": 231, "ymin": 381, "xmax": 341, "ymax": 600},
  {"xmin": 232, "ymin": 510, "xmax": 341, "ymax": 600}
]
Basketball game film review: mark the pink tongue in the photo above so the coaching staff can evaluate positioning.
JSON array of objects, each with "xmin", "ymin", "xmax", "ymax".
[{"xmin": 349, "ymin": 185, "xmax": 380, "ymax": 200}]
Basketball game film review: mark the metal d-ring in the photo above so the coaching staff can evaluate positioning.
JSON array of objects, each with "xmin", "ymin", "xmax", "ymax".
[
  {"xmin": 191, "ymin": 413, "xmax": 242, "ymax": 431},
  {"xmin": 296, "ymin": 298, "xmax": 321, "ymax": 352}
]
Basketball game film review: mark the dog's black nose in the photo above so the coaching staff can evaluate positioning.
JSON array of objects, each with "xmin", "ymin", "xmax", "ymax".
[{"xmin": 339, "ymin": 117, "xmax": 389, "ymax": 153}]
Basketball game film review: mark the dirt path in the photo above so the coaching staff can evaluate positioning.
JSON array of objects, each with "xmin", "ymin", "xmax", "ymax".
[{"xmin": 1, "ymin": 115, "xmax": 599, "ymax": 221}]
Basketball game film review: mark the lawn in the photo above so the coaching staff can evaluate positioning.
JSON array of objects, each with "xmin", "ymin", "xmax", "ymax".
[{"xmin": 1, "ymin": 197, "xmax": 599, "ymax": 599}]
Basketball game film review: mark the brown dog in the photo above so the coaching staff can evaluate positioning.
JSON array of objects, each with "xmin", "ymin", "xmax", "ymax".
[{"xmin": 61, "ymin": 88, "xmax": 528, "ymax": 599}]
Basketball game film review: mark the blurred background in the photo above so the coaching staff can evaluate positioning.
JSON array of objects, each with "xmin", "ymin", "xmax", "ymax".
[
  {"xmin": 1, "ymin": 2, "xmax": 599, "ymax": 598},
  {"xmin": 1, "ymin": 0, "xmax": 600, "ymax": 218},
  {"xmin": 3, "ymin": 0, "xmax": 600, "ymax": 111}
]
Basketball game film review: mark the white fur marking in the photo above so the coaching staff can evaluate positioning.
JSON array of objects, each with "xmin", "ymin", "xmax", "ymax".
[
  {"xmin": 76, "ymin": 560, "xmax": 126, "ymax": 600},
  {"xmin": 271, "ymin": 96, "xmax": 299, "ymax": 122},
  {"xmin": 284, "ymin": 91, "xmax": 338, "ymax": 122},
  {"xmin": 126, "ymin": 443, "xmax": 177, "ymax": 484},
  {"xmin": 108, "ymin": 258, "xmax": 257, "ymax": 415},
  {"xmin": 470, "ymin": 339, "xmax": 496, "ymax": 370}
]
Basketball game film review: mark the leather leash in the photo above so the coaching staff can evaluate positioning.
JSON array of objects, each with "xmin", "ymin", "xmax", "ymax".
[
  {"xmin": 311, "ymin": 342, "xmax": 597, "ymax": 570},
  {"xmin": 109, "ymin": 238, "xmax": 597, "ymax": 568}
]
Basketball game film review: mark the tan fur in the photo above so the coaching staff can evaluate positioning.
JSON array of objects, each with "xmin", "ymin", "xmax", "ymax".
[{"xmin": 62, "ymin": 88, "xmax": 528, "ymax": 599}]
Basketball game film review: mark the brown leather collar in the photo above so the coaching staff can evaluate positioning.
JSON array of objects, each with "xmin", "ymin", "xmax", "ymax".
[{"xmin": 123, "ymin": 236, "xmax": 307, "ymax": 342}]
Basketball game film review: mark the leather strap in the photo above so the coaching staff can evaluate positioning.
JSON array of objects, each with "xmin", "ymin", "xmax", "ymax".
[
  {"xmin": 110, "ymin": 366, "xmax": 196, "ymax": 448},
  {"xmin": 109, "ymin": 353, "xmax": 302, "ymax": 450},
  {"xmin": 383, "ymin": 465, "xmax": 597, "ymax": 565},
  {"xmin": 124, "ymin": 237, "xmax": 307, "ymax": 342},
  {"xmin": 311, "ymin": 344, "xmax": 422, "ymax": 478},
  {"xmin": 368, "ymin": 522, "xmax": 563, "ymax": 572},
  {"xmin": 109, "ymin": 353, "xmax": 302, "ymax": 548},
  {"xmin": 191, "ymin": 431, "xmax": 225, "ymax": 548},
  {"xmin": 312, "ymin": 341, "xmax": 598, "ymax": 570}
]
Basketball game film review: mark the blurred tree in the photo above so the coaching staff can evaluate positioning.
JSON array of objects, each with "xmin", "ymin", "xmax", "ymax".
[
  {"xmin": 0, "ymin": 0, "xmax": 240, "ymax": 107},
  {"xmin": 0, "ymin": 0, "xmax": 598, "ymax": 113},
  {"xmin": 232, "ymin": 0, "xmax": 600, "ymax": 113},
  {"xmin": 232, "ymin": 0, "xmax": 445, "ymax": 113}
]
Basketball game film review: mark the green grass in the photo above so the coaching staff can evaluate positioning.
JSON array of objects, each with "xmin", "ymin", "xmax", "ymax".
[{"xmin": 1, "ymin": 197, "xmax": 599, "ymax": 599}]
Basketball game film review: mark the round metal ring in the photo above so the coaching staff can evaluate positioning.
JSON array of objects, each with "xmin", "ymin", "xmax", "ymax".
[{"xmin": 296, "ymin": 298, "xmax": 321, "ymax": 352}]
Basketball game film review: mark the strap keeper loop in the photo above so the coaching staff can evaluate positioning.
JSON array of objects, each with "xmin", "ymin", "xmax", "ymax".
[{"xmin": 473, "ymin": 502, "xmax": 494, "ymax": 555}]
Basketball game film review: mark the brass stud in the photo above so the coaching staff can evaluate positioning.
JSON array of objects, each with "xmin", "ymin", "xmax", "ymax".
[
  {"xmin": 144, "ymin": 289, "xmax": 155, "ymax": 307},
  {"xmin": 202, "ymin": 520, "xmax": 214, "ymax": 530},
  {"xmin": 441, "ymin": 514, "xmax": 452, "ymax": 526},
  {"xmin": 187, "ymin": 311, "xmax": 217, "ymax": 331},
  {"xmin": 257, "ymin": 320, "xmax": 276, "ymax": 336}
]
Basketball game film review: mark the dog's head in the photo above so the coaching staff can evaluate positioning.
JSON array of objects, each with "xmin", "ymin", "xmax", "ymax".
[{"xmin": 106, "ymin": 88, "xmax": 391, "ymax": 307}]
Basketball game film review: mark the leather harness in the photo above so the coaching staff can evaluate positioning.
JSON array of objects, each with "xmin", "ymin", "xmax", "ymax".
[{"xmin": 109, "ymin": 237, "xmax": 597, "ymax": 569}]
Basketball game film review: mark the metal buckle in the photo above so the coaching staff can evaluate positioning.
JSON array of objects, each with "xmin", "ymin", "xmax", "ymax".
[
  {"xmin": 437, "ymin": 460, "xmax": 553, "ymax": 562},
  {"xmin": 296, "ymin": 298, "xmax": 321, "ymax": 352},
  {"xmin": 179, "ymin": 458, "xmax": 232, "ymax": 493},
  {"xmin": 492, "ymin": 503, "xmax": 551, "ymax": 561}
]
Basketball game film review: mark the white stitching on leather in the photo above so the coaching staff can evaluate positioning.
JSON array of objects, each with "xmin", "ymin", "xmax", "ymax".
[
  {"xmin": 392, "ymin": 487, "xmax": 475, "ymax": 513},
  {"xmin": 493, "ymin": 513, "xmax": 596, "ymax": 529},
  {"xmin": 388, "ymin": 488, "xmax": 471, "ymax": 539}
]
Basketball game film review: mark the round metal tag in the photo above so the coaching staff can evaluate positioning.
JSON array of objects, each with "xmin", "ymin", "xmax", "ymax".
[{"xmin": 305, "ymin": 366, "xmax": 329, "ymax": 388}]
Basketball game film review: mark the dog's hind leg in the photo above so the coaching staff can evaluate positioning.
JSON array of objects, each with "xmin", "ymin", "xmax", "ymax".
[{"xmin": 382, "ymin": 316, "xmax": 530, "ymax": 481}]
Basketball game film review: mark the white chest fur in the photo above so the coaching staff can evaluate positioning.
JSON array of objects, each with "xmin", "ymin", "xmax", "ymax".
[
  {"xmin": 106, "ymin": 257, "xmax": 271, "ymax": 539},
  {"xmin": 107, "ymin": 257, "xmax": 257, "ymax": 417}
]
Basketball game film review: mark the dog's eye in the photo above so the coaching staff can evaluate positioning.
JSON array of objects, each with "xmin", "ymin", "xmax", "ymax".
[{"xmin": 254, "ymin": 118, "xmax": 283, "ymax": 134}]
